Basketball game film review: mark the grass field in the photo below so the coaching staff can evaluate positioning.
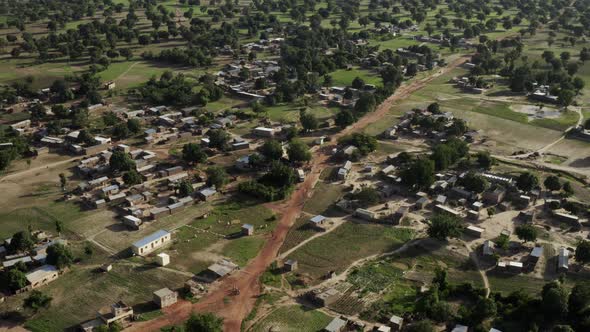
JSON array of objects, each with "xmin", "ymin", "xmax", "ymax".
[
  {"xmin": 302, "ymin": 182, "xmax": 345, "ymax": 216},
  {"xmin": 1, "ymin": 264, "xmax": 186, "ymax": 332},
  {"xmin": 221, "ymin": 235, "xmax": 266, "ymax": 266},
  {"xmin": 287, "ymin": 222, "xmax": 415, "ymax": 282},
  {"xmin": 279, "ymin": 216, "xmax": 320, "ymax": 255},
  {"xmin": 250, "ymin": 305, "xmax": 332, "ymax": 332},
  {"xmin": 329, "ymin": 67, "xmax": 382, "ymax": 87}
]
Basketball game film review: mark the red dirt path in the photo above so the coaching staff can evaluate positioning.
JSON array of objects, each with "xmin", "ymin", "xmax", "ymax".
[{"xmin": 125, "ymin": 54, "xmax": 469, "ymax": 332}]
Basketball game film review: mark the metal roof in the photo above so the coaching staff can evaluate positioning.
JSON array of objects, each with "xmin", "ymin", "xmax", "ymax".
[
  {"xmin": 26, "ymin": 265, "xmax": 58, "ymax": 284},
  {"xmin": 132, "ymin": 230, "xmax": 170, "ymax": 248}
]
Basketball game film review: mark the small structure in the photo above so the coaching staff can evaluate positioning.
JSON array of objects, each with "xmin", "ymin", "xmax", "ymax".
[
  {"xmin": 197, "ymin": 187, "xmax": 217, "ymax": 201},
  {"xmin": 284, "ymin": 259, "xmax": 298, "ymax": 272},
  {"xmin": 530, "ymin": 246, "xmax": 543, "ymax": 265},
  {"xmin": 156, "ymin": 253, "xmax": 170, "ymax": 267},
  {"xmin": 376, "ymin": 326, "xmax": 391, "ymax": 332},
  {"xmin": 508, "ymin": 261, "xmax": 524, "ymax": 273},
  {"xmin": 323, "ymin": 317, "xmax": 347, "ymax": 332},
  {"xmin": 391, "ymin": 206, "xmax": 408, "ymax": 224},
  {"xmin": 310, "ymin": 215, "xmax": 327, "ymax": 227},
  {"xmin": 355, "ymin": 208, "xmax": 377, "ymax": 221},
  {"xmin": 100, "ymin": 263, "xmax": 113, "ymax": 272},
  {"xmin": 518, "ymin": 210, "xmax": 535, "ymax": 223},
  {"xmin": 241, "ymin": 224, "xmax": 254, "ymax": 236},
  {"xmin": 153, "ymin": 288, "xmax": 178, "ymax": 308},
  {"xmin": 97, "ymin": 301, "xmax": 134, "ymax": 327},
  {"xmin": 452, "ymin": 325, "xmax": 469, "ymax": 332},
  {"xmin": 414, "ymin": 197, "xmax": 429, "ymax": 210},
  {"xmin": 253, "ymin": 127, "xmax": 275, "ymax": 137},
  {"xmin": 337, "ymin": 160, "xmax": 352, "ymax": 180},
  {"xmin": 388, "ymin": 314, "xmax": 403, "ymax": 331},
  {"xmin": 131, "ymin": 230, "xmax": 172, "ymax": 256},
  {"xmin": 315, "ymin": 288, "xmax": 340, "ymax": 306},
  {"xmin": 203, "ymin": 259, "xmax": 239, "ymax": 281},
  {"xmin": 466, "ymin": 209, "xmax": 480, "ymax": 221},
  {"xmin": 465, "ymin": 225, "xmax": 484, "ymax": 238},
  {"xmin": 434, "ymin": 204, "xmax": 460, "ymax": 217},
  {"xmin": 482, "ymin": 240, "xmax": 495, "ymax": 256},
  {"xmin": 122, "ymin": 215, "xmax": 142, "ymax": 230},
  {"xmin": 26, "ymin": 265, "xmax": 59, "ymax": 289},
  {"xmin": 558, "ymin": 247, "xmax": 569, "ymax": 272}
]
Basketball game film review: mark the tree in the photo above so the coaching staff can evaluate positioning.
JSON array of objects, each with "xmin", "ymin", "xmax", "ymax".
[
  {"xmin": 113, "ymin": 123, "xmax": 130, "ymax": 139},
  {"xmin": 207, "ymin": 129, "xmax": 231, "ymax": 151},
  {"xmin": 206, "ymin": 166, "xmax": 229, "ymax": 189},
  {"xmin": 182, "ymin": 143, "xmax": 207, "ymax": 164},
  {"xmin": 123, "ymin": 170, "xmax": 143, "ymax": 186},
  {"xmin": 127, "ymin": 119, "xmax": 142, "ymax": 134},
  {"xmin": 472, "ymin": 297, "xmax": 497, "ymax": 322},
  {"xmin": 516, "ymin": 172, "xmax": 539, "ymax": 192},
  {"xmin": 178, "ymin": 180, "xmax": 194, "ymax": 198},
  {"xmin": 59, "ymin": 173, "xmax": 67, "ymax": 191},
  {"xmin": 300, "ymin": 111, "xmax": 318, "ymax": 132},
  {"xmin": 427, "ymin": 102, "xmax": 440, "ymax": 114},
  {"xmin": 109, "ymin": 150, "xmax": 135, "ymax": 173},
  {"xmin": 335, "ymin": 110, "xmax": 355, "ymax": 128},
  {"xmin": 558, "ymin": 89, "xmax": 576, "ymax": 108},
  {"xmin": 544, "ymin": 175, "xmax": 561, "ymax": 192},
  {"xmin": 5, "ymin": 268, "xmax": 27, "ymax": 291},
  {"xmin": 406, "ymin": 320, "xmax": 435, "ymax": 332},
  {"xmin": 351, "ymin": 76, "xmax": 365, "ymax": 89},
  {"xmin": 9, "ymin": 230, "xmax": 34, "ymax": 253},
  {"xmin": 460, "ymin": 172, "xmax": 488, "ymax": 193},
  {"xmin": 515, "ymin": 224, "xmax": 537, "ymax": 243},
  {"xmin": 575, "ymin": 240, "xmax": 590, "ymax": 265},
  {"xmin": 55, "ymin": 220, "xmax": 63, "ymax": 236},
  {"xmin": 287, "ymin": 139, "xmax": 311, "ymax": 163},
  {"xmin": 401, "ymin": 158, "xmax": 435, "ymax": 189},
  {"xmin": 476, "ymin": 151, "xmax": 493, "ymax": 169},
  {"xmin": 260, "ymin": 140, "xmax": 283, "ymax": 161},
  {"xmin": 427, "ymin": 214, "xmax": 463, "ymax": 241},
  {"xmin": 568, "ymin": 283, "xmax": 590, "ymax": 315},
  {"xmin": 46, "ymin": 243, "xmax": 73, "ymax": 270},
  {"xmin": 24, "ymin": 290, "xmax": 52, "ymax": 312},
  {"xmin": 542, "ymin": 282, "xmax": 568, "ymax": 320},
  {"xmin": 563, "ymin": 181, "xmax": 574, "ymax": 197},
  {"xmin": 185, "ymin": 312, "xmax": 223, "ymax": 332},
  {"xmin": 352, "ymin": 187, "xmax": 380, "ymax": 207}
]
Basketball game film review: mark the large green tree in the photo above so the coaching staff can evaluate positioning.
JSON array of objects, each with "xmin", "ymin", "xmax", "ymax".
[
  {"xmin": 427, "ymin": 214, "xmax": 463, "ymax": 241},
  {"xmin": 185, "ymin": 313, "xmax": 223, "ymax": 332}
]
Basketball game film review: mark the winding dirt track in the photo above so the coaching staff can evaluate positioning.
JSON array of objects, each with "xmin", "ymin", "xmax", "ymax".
[{"xmin": 125, "ymin": 54, "xmax": 470, "ymax": 332}]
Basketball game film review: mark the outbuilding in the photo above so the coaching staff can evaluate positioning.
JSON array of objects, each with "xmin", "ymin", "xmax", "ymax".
[{"xmin": 153, "ymin": 288, "xmax": 178, "ymax": 308}]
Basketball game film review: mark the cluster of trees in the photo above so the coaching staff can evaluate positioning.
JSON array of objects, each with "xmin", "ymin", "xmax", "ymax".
[
  {"xmin": 142, "ymin": 47, "xmax": 212, "ymax": 67},
  {"xmin": 138, "ymin": 71, "xmax": 223, "ymax": 107},
  {"xmin": 337, "ymin": 133, "xmax": 378, "ymax": 159},
  {"xmin": 239, "ymin": 161, "xmax": 296, "ymax": 201}
]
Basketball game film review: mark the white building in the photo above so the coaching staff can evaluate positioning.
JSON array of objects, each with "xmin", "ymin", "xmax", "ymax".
[{"xmin": 131, "ymin": 230, "xmax": 171, "ymax": 256}]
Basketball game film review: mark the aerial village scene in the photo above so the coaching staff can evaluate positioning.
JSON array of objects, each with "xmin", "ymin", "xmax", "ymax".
[{"xmin": 3, "ymin": 0, "xmax": 590, "ymax": 332}]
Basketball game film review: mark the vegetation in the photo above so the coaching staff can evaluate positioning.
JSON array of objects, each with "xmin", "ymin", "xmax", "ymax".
[{"xmin": 427, "ymin": 214, "xmax": 463, "ymax": 241}]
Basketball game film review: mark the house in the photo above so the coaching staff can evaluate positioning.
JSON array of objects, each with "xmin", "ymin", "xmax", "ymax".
[
  {"xmin": 315, "ymin": 288, "xmax": 340, "ymax": 306},
  {"xmin": 97, "ymin": 301, "xmax": 134, "ymax": 327},
  {"xmin": 26, "ymin": 265, "xmax": 59, "ymax": 289},
  {"xmin": 518, "ymin": 210, "xmax": 535, "ymax": 223},
  {"xmin": 554, "ymin": 211, "xmax": 579, "ymax": 225},
  {"xmin": 389, "ymin": 315, "xmax": 403, "ymax": 331},
  {"xmin": 156, "ymin": 253, "xmax": 170, "ymax": 266},
  {"xmin": 376, "ymin": 326, "xmax": 391, "ymax": 332},
  {"xmin": 434, "ymin": 195, "xmax": 447, "ymax": 205},
  {"xmin": 197, "ymin": 187, "xmax": 217, "ymax": 201},
  {"xmin": 508, "ymin": 261, "xmax": 524, "ymax": 273},
  {"xmin": 415, "ymin": 197, "xmax": 429, "ymax": 210},
  {"xmin": 203, "ymin": 259, "xmax": 239, "ymax": 281},
  {"xmin": 391, "ymin": 206, "xmax": 408, "ymax": 224},
  {"xmin": 253, "ymin": 127, "xmax": 275, "ymax": 137},
  {"xmin": 530, "ymin": 246, "xmax": 543, "ymax": 265},
  {"xmin": 337, "ymin": 160, "xmax": 352, "ymax": 180},
  {"xmin": 122, "ymin": 215, "xmax": 142, "ymax": 230},
  {"xmin": 242, "ymin": 224, "xmax": 254, "ymax": 236},
  {"xmin": 465, "ymin": 225, "xmax": 484, "ymax": 238},
  {"xmin": 310, "ymin": 215, "xmax": 327, "ymax": 227},
  {"xmin": 434, "ymin": 204, "xmax": 460, "ymax": 217},
  {"xmin": 466, "ymin": 209, "xmax": 480, "ymax": 221},
  {"xmin": 558, "ymin": 247, "xmax": 569, "ymax": 272},
  {"xmin": 355, "ymin": 208, "xmax": 377, "ymax": 221},
  {"xmin": 483, "ymin": 188, "xmax": 506, "ymax": 204},
  {"xmin": 483, "ymin": 240, "xmax": 495, "ymax": 256},
  {"xmin": 323, "ymin": 317, "xmax": 347, "ymax": 332},
  {"xmin": 452, "ymin": 325, "xmax": 469, "ymax": 332},
  {"xmin": 3, "ymin": 256, "xmax": 32, "ymax": 268},
  {"xmin": 284, "ymin": 259, "xmax": 298, "ymax": 272},
  {"xmin": 153, "ymin": 288, "xmax": 178, "ymax": 308},
  {"xmin": 131, "ymin": 230, "xmax": 171, "ymax": 256},
  {"xmin": 297, "ymin": 169, "xmax": 305, "ymax": 182}
]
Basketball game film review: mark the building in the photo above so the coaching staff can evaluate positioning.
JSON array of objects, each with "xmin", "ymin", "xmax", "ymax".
[
  {"xmin": 391, "ymin": 206, "xmax": 408, "ymax": 224},
  {"xmin": 98, "ymin": 301, "xmax": 134, "ymax": 327},
  {"xmin": 434, "ymin": 204, "xmax": 460, "ymax": 217},
  {"xmin": 452, "ymin": 325, "xmax": 469, "ymax": 332},
  {"xmin": 203, "ymin": 259, "xmax": 239, "ymax": 281},
  {"xmin": 157, "ymin": 253, "xmax": 170, "ymax": 266},
  {"xmin": 242, "ymin": 224, "xmax": 254, "ymax": 236},
  {"xmin": 530, "ymin": 246, "xmax": 543, "ymax": 265},
  {"xmin": 414, "ymin": 197, "xmax": 429, "ymax": 210},
  {"xmin": 153, "ymin": 288, "xmax": 178, "ymax": 308},
  {"xmin": 26, "ymin": 265, "xmax": 59, "ymax": 289},
  {"xmin": 197, "ymin": 187, "xmax": 217, "ymax": 201},
  {"xmin": 354, "ymin": 208, "xmax": 377, "ymax": 221},
  {"xmin": 558, "ymin": 247, "xmax": 569, "ymax": 272},
  {"xmin": 483, "ymin": 188, "xmax": 506, "ymax": 205},
  {"xmin": 323, "ymin": 317, "xmax": 347, "ymax": 332},
  {"xmin": 253, "ymin": 127, "xmax": 275, "ymax": 137},
  {"xmin": 483, "ymin": 240, "xmax": 495, "ymax": 256},
  {"xmin": 337, "ymin": 161, "xmax": 352, "ymax": 180},
  {"xmin": 284, "ymin": 259, "xmax": 298, "ymax": 272},
  {"xmin": 122, "ymin": 215, "xmax": 142, "ymax": 230},
  {"xmin": 315, "ymin": 288, "xmax": 340, "ymax": 306},
  {"xmin": 389, "ymin": 315, "xmax": 403, "ymax": 331},
  {"xmin": 310, "ymin": 215, "xmax": 327, "ymax": 227},
  {"xmin": 465, "ymin": 225, "xmax": 484, "ymax": 238},
  {"xmin": 518, "ymin": 210, "xmax": 535, "ymax": 223},
  {"xmin": 131, "ymin": 230, "xmax": 172, "ymax": 256}
]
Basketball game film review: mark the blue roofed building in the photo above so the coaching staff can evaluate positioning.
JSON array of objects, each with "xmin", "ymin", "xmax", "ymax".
[{"xmin": 131, "ymin": 230, "xmax": 171, "ymax": 256}]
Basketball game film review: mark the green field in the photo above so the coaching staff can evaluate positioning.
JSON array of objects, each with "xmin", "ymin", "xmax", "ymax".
[
  {"xmin": 287, "ymin": 222, "xmax": 415, "ymax": 282},
  {"xmin": 250, "ymin": 305, "xmax": 332, "ymax": 332}
]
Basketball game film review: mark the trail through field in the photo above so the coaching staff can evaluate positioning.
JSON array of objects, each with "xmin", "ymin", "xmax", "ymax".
[
  {"xmin": 114, "ymin": 61, "xmax": 140, "ymax": 82},
  {"xmin": 278, "ymin": 216, "xmax": 348, "ymax": 259},
  {"xmin": 461, "ymin": 240, "xmax": 490, "ymax": 298},
  {"xmin": 124, "ymin": 55, "xmax": 471, "ymax": 332}
]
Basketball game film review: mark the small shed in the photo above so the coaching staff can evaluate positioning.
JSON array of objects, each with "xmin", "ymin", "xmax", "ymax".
[
  {"xmin": 465, "ymin": 225, "xmax": 484, "ymax": 238},
  {"xmin": 156, "ymin": 253, "xmax": 170, "ymax": 267},
  {"xmin": 242, "ymin": 224, "xmax": 254, "ymax": 236},
  {"xmin": 284, "ymin": 259, "xmax": 298, "ymax": 272},
  {"xmin": 153, "ymin": 288, "xmax": 178, "ymax": 308},
  {"xmin": 323, "ymin": 317, "xmax": 346, "ymax": 332},
  {"xmin": 388, "ymin": 314, "xmax": 403, "ymax": 331},
  {"xmin": 310, "ymin": 215, "xmax": 327, "ymax": 226}
]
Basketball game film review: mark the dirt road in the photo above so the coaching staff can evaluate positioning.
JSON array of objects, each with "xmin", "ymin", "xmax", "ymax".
[{"xmin": 125, "ymin": 55, "xmax": 470, "ymax": 332}]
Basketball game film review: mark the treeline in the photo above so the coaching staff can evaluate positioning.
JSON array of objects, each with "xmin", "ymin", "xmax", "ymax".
[
  {"xmin": 138, "ymin": 72, "xmax": 223, "ymax": 106},
  {"xmin": 141, "ymin": 47, "xmax": 212, "ymax": 67}
]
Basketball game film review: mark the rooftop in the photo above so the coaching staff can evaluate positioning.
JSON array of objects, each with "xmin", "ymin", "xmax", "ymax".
[{"xmin": 132, "ymin": 230, "xmax": 170, "ymax": 248}]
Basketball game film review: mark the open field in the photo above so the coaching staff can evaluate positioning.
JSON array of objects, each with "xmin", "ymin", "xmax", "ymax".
[
  {"xmin": 250, "ymin": 305, "xmax": 332, "ymax": 332},
  {"xmin": 287, "ymin": 221, "xmax": 415, "ymax": 282}
]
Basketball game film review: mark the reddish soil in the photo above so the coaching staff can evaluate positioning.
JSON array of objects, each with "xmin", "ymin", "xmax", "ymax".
[{"xmin": 125, "ymin": 55, "xmax": 469, "ymax": 332}]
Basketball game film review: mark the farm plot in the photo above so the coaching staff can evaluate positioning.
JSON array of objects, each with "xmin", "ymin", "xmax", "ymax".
[
  {"xmin": 250, "ymin": 305, "xmax": 332, "ymax": 332},
  {"xmin": 287, "ymin": 221, "xmax": 415, "ymax": 282},
  {"xmin": 302, "ymin": 181, "xmax": 346, "ymax": 216},
  {"xmin": 279, "ymin": 216, "xmax": 320, "ymax": 255}
]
